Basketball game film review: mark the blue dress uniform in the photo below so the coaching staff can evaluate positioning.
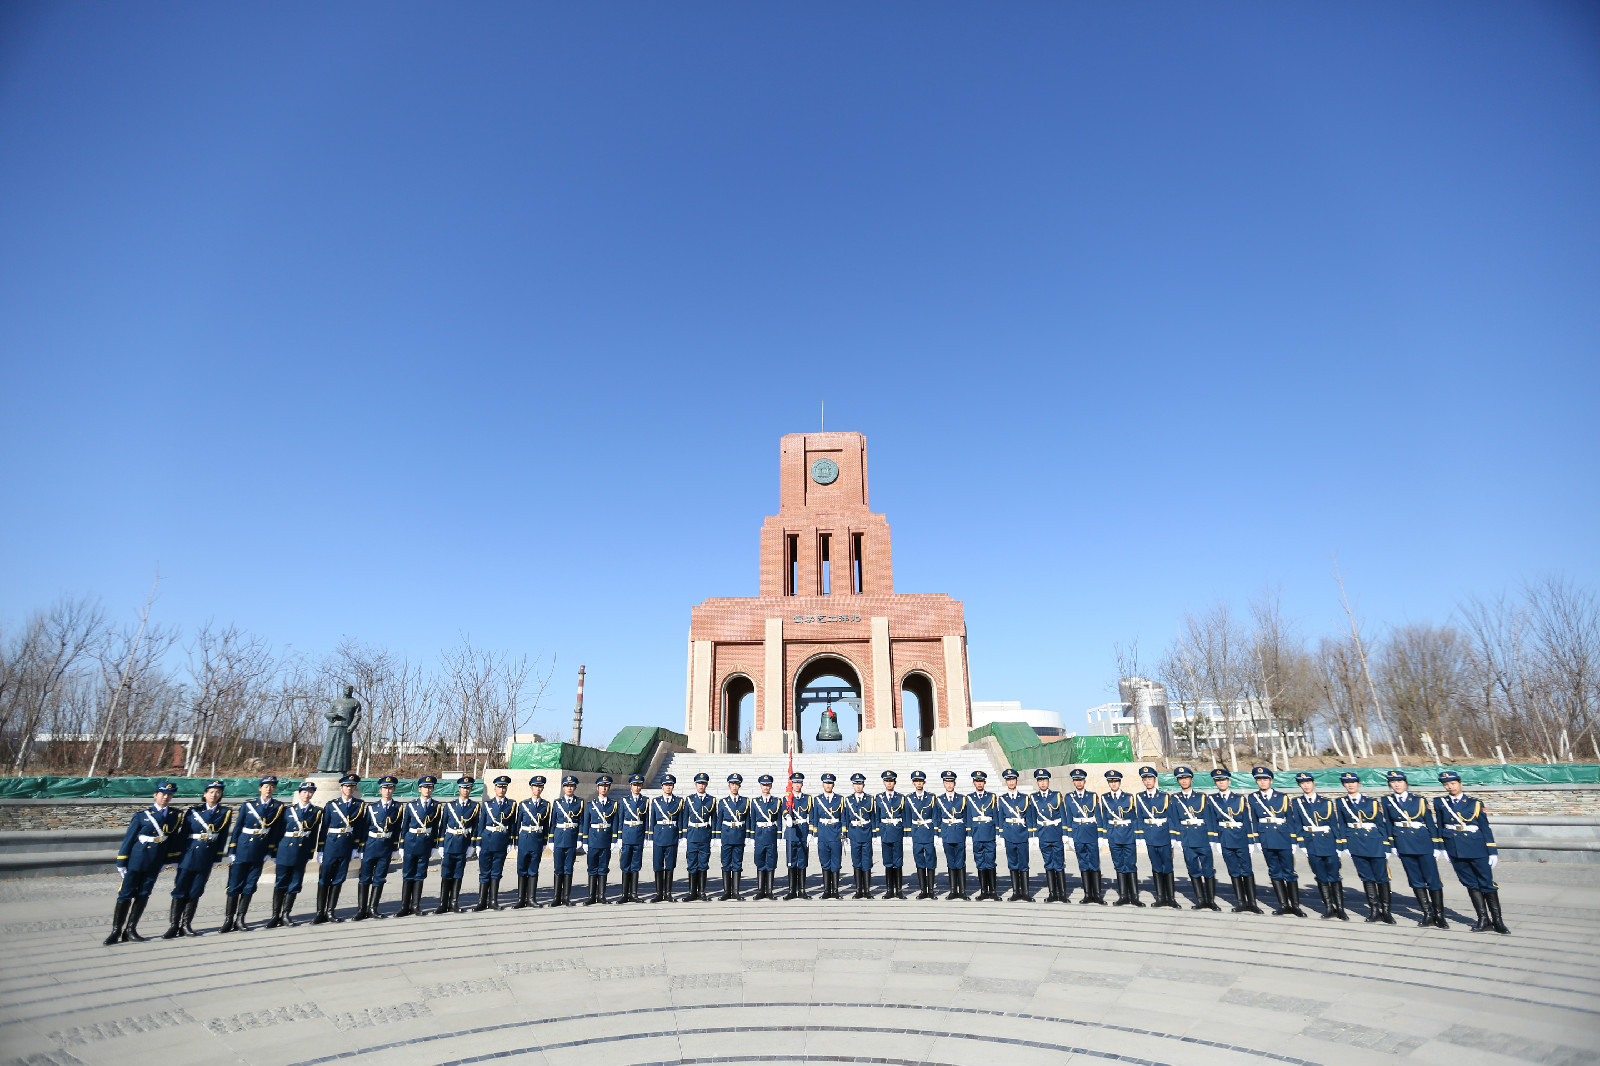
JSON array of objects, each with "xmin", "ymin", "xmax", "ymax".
[
  {"xmin": 1291, "ymin": 775, "xmax": 1349, "ymax": 920},
  {"xmin": 967, "ymin": 772, "xmax": 1002, "ymax": 901},
  {"xmin": 580, "ymin": 777, "xmax": 622, "ymax": 905},
  {"xmin": 163, "ymin": 783, "xmax": 231, "ymax": 939},
  {"xmin": 1434, "ymin": 771, "xmax": 1509, "ymax": 934},
  {"xmin": 267, "ymin": 782, "xmax": 324, "ymax": 927},
  {"xmin": 717, "ymin": 776, "xmax": 752, "ymax": 901},
  {"xmin": 1098, "ymin": 773, "xmax": 1142, "ymax": 907},
  {"xmin": 436, "ymin": 778, "xmax": 480, "ymax": 914},
  {"xmin": 876, "ymin": 773, "xmax": 909, "ymax": 900},
  {"xmin": 550, "ymin": 776, "xmax": 584, "ymax": 907},
  {"xmin": 396, "ymin": 777, "xmax": 443, "ymax": 918},
  {"xmin": 782, "ymin": 773, "xmax": 815, "ymax": 899},
  {"xmin": 648, "ymin": 778, "xmax": 686, "ymax": 902},
  {"xmin": 1383, "ymin": 772, "xmax": 1449, "ymax": 929},
  {"xmin": 750, "ymin": 777, "xmax": 783, "ymax": 900},
  {"xmin": 514, "ymin": 777, "xmax": 552, "ymax": 908},
  {"xmin": 1030, "ymin": 771, "xmax": 1069, "ymax": 903},
  {"xmin": 1134, "ymin": 769, "xmax": 1180, "ymax": 908},
  {"xmin": 1248, "ymin": 767, "xmax": 1305, "ymax": 916},
  {"xmin": 107, "ymin": 783, "xmax": 184, "ymax": 945},
  {"xmin": 814, "ymin": 776, "xmax": 846, "ymax": 899},
  {"xmin": 1208, "ymin": 772, "xmax": 1263, "ymax": 915},
  {"xmin": 616, "ymin": 775, "xmax": 650, "ymax": 904},
  {"xmin": 1063, "ymin": 772, "xmax": 1107, "ymax": 904},
  {"xmin": 1170, "ymin": 768, "xmax": 1221, "ymax": 911},
  {"xmin": 355, "ymin": 779, "xmax": 404, "ymax": 919},
  {"xmin": 906, "ymin": 773, "xmax": 940, "ymax": 899},
  {"xmin": 996, "ymin": 771, "xmax": 1035, "ymax": 903},
  {"xmin": 843, "ymin": 775, "xmax": 877, "ymax": 899},
  {"xmin": 475, "ymin": 776, "xmax": 517, "ymax": 910},
  {"xmin": 315, "ymin": 774, "xmax": 366, "ymax": 924},
  {"xmin": 683, "ymin": 774, "xmax": 718, "ymax": 901},
  {"xmin": 223, "ymin": 777, "xmax": 286, "ymax": 932},
  {"xmin": 1336, "ymin": 774, "xmax": 1395, "ymax": 925},
  {"xmin": 936, "ymin": 772, "xmax": 971, "ymax": 900}
]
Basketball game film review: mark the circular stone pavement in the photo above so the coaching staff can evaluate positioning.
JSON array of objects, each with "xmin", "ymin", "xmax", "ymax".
[{"xmin": 0, "ymin": 862, "xmax": 1595, "ymax": 1066}]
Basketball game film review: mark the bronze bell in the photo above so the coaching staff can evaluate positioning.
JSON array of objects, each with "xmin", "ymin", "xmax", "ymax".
[{"xmin": 816, "ymin": 705, "xmax": 843, "ymax": 742}]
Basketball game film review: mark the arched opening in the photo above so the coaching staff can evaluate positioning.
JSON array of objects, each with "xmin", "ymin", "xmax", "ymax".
[
  {"xmin": 901, "ymin": 672, "xmax": 937, "ymax": 751},
  {"xmin": 722, "ymin": 675, "xmax": 754, "ymax": 754},
  {"xmin": 793, "ymin": 654, "xmax": 862, "ymax": 754}
]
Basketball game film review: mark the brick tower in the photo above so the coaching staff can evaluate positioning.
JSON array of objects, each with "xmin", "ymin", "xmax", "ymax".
[{"xmin": 684, "ymin": 432, "xmax": 972, "ymax": 754}]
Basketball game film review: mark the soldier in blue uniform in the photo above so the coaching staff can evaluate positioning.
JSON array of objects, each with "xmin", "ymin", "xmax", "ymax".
[
  {"xmin": 475, "ymin": 775, "xmax": 516, "ymax": 910},
  {"xmin": 107, "ymin": 782, "xmax": 184, "ymax": 945},
  {"xmin": 648, "ymin": 773, "xmax": 686, "ymax": 902},
  {"xmin": 814, "ymin": 772, "xmax": 846, "ymax": 899},
  {"xmin": 1170, "ymin": 767, "xmax": 1220, "ymax": 910},
  {"xmin": 1064, "ymin": 768, "xmax": 1107, "ymax": 905},
  {"xmin": 717, "ymin": 773, "xmax": 752, "ymax": 901},
  {"xmin": 936, "ymin": 770, "xmax": 971, "ymax": 900},
  {"xmin": 222, "ymin": 775, "xmax": 285, "ymax": 933},
  {"xmin": 996, "ymin": 768, "xmax": 1035, "ymax": 902},
  {"xmin": 549, "ymin": 774, "xmax": 583, "ymax": 906},
  {"xmin": 162, "ymin": 779, "xmax": 230, "ymax": 939},
  {"xmin": 314, "ymin": 773, "xmax": 365, "ymax": 924},
  {"xmin": 395, "ymin": 775, "xmax": 443, "ymax": 917},
  {"xmin": 750, "ymin": 774, "xmax": 783, "ymax": 900},
  {"xmin": 684, "ymin": 772, "xmax": 717, "ymax": 901},
  {"xmin": 1434, "ymin": 770, "xmax": 1509, "ymax": 934},
  {"xmin": 782, "ymin": 772, "xmax": 815, "ymax": 899},
  {"xmin": 1335, "ymin": 770, "xmax": 1395, "ymax": 924},
  {"xmin": 1209, "ymin": 769, "xmax": 1262, "ymax": 914},
  {"xmin": 968, "ymin": 770, "xmax": 1001, "ymax": 901},
  {"xmin": 617, "ymin": 774, "xmax": 649, "ymax": 903},
  {"xmin": 1134, "ymin": 767, "xmax": 1179, "ymax": 908},
  {"xmin": 844, "ymin": 772, "xmax": 877, "ymax": 898},
  {"xmin": 266, "ymin": 779, "xmax": 323, "ymax": 928},
  {"xmin": 435, "ymin": 776, "xmax": 479, "ymax": 914},
  {"xmin": 876, "ymin": 771, "xmax": 909, "ymax": 899},
  {"xmin": 1291, "ymin": 771, "xmax": 1348, "ymax": 920},
  {"xmin": 906, "ymin": 770, "xmax": 939, "ymax": 899},
  {"xmin": 1248, "ymin": 766, "xmax": 1305, "ymax": 916},
  {"xmin": 354, "ymin": 775, "xmax": 403, "ymax": 919},
  {"xmin": 1099, "ymin": 770, "xmax": 1142, "ymax": 906},
  {"xmin": 1028, "ymin": 770, "xmax": 1068, "ymax": 902},
  {"xmin": 581, "ymin": 774, "xmax": 621, "ymax": 905},
  {"xmin": 513, "ymin": 775, "xmax": 552, "ymax": 908},
  {"xmin": 1383, "ymin": 770, "xmax": 1449, "ymax": 929}
]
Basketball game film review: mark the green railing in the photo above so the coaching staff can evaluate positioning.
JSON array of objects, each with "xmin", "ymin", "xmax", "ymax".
[{"xmin": 968, "ymin": 723, "xmax": 1134, "ymax": 771}]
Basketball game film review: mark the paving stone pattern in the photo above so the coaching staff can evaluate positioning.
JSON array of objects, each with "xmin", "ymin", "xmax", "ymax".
[{"xmin": 0, "ymin": 861, "xmax": 1595, "ymax": 1065}]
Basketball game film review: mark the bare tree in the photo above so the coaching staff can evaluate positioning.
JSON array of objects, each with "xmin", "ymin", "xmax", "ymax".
[
  {"xmin": 182, "ymin": 623, "xmax": 275, "ymax": 777},
  {"xmin": 8, "ymin": 596, "xmax": 108, "ymax": 773},
  {"xmin": 1332, "ymin": 562, "xmax": 1399, "ymax": 756}
]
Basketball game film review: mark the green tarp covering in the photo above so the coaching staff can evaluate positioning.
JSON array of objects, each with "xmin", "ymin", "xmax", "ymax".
[
  {"xmin": 506, "ymin": 725, "xmax": 686, "ymax": 777},
  {"xmin": 1158, "ymin": 763, "xmax": 1600, "ymax": 790},
  {"xmin": 0, "ymin": 775, "xmax": 486, "ymax": 799},
  {"xmin": 967, "ymin": 724, "xmax": 1134, "ymax": 770},
  {"xmin": 607, "ymin": 726, "xmax": 688, "ymax": 755}
]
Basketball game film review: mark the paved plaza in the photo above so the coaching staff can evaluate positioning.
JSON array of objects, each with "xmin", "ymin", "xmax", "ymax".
[{"xmin": 0, "ymin": 860, "xmax": 1595, "ymax": 1066}]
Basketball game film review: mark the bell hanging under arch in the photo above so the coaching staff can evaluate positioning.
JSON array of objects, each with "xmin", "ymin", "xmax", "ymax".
[{"xmin": 815, "ymin": 705, "xmax": 843, "ymax": 742}]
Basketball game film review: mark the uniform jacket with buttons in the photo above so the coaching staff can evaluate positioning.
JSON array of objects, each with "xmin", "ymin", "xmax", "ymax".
[
  {"xmin": 477, "ymin": 796, "xmax": 517, "ymax": 852},
  {"xmin": 175, "ymin": 803, "xmax": 232, "ymax": 872},
  {"xmin": 648, "ymin": 793, "xmax": 686, "ymax": 844},
  {"xmin": 1133, "ymin": 790, "xmax": 1174, "ymax": 848},
  {"xmin": 360, "ymin": 797, "xmax": 405, "ymax": 854},
  {"xmin": 1434, "ymin": 793, "xmax": 1496, "ymax": 860},
  {"xmin": 1170, "ymin": 791, "xmax": 1217, "ymax": 849},
  {"xmin": 1209, "ymin": 790, "xmax": 1256, "ymax": 850},
  {"xmin": 750, "ymin": 794, "xmax": 783, "ymax": 843},
  {"xmin": 1290, "ymin": 794, "xmax": 1343, "ymax": 857},
  {"xmin": 995, "ymin": 789, "xmax": 1034, "ymax": 844},
  {"xmin": 935, "ymin": 791, "xmax": 969, "ymax": 844},
  {"xmin": 516, "ymin": 796, "xmax": 552, "ymax": 845},
  {"xmin": 843, "ymin": 791, "xmax": 877, "ymax": 844},
  {"xmin": 440, "ymin": 797, "xmax": 480, "ymax": 855},
  {"xmin": 1336, "ymin": 793, "xmax": 1391, "ymax": 858},
  {"xmin": 717, "ymin": 794, "xmax": 751, "ymax": 846},
  {"xmin": 228, "ymin": 797, "xmax": 286, "ymax": 863},
  {"xmin": 1063, "ymin": 788, "xmax": 1104, "ymax": 847},
  {"xmin": 119, "ymin": 803, "xmax": 185, "ymax": 872},
  {"xmin": 812, "ymin": 791, "xmax": 846, "ymax": 842},
  {"xmin": 400, "ymin": 796, "xmax": 444, "ymax": 854},
  {"xmin": 617, "ymin": 792, "xmax": 649, "ymax": 847},
  {"xmin": 581, "ymin": 795, "xmax": 621, "ymax": 850},
  {"xmin": 1097, "ymin": 790, "xmax": 1138, "ymax": 847},
  {"xmin": 275, "ymin": 802, "xmax": 324, "ymax": 866},
  {"xmin": 317, "ymin": 796, "xmax": 367, "ymax": 859},
  {"xmin": 1247, "ymin": 789, "xmax": 1296, "ymax": 850},
  {"xmin": 875, "ymin": 791, "xmax": 910, "ymax": 843},
  {"xmin": 550, "ymin": 795, "xmax": 584, "ymax": 848},
  {"xmin": 966, "ymin": 791, "xmax": 1000, "ymax": 843},
  {"xmin": 1383, "ymin": 791, "xmax": 1442, "ymax": 855}
]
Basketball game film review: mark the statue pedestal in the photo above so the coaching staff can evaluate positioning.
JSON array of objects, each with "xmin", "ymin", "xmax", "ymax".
[{"xmin": 303, "ymin": 772, "xmax": 344, "ymax": 799}]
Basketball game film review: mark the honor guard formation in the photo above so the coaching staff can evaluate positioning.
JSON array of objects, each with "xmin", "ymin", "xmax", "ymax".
[{"xmin": 102, "ymin": 763, "xmax": 1512, "ymax": 943}]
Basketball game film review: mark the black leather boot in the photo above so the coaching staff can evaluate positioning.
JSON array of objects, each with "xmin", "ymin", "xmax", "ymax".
[
  {"xmin": 1093, "ymin": 871, "xmax": 1110, "ymax": 904},
  {"xmin": 660, "ymin": 872, "xmax": 675, "ymax": 902},
  {"xmin": 323, "ymin": 884, "xmax": 342, "ymax": 922},
  {"xmin": 119, "ymin": 896, "xmax": 150, "ymax": 942},
  {"xmin": 1316, "ymin": 882, "xmax": 1336, "ymax": 919},
  {"xmin": 265, "ymin": 888, "xmax": 287, "ymax": 929},
  {"xmin": 312, "ymin": 884, "xmax": 331, "ymax": 925},
  {"xmin": 513, "ymin": 876, "xmax": 531, "ymax": 909},
  {"xmin": 916, "ymin": 868, "xmax": 933, "ymax": 899},
  {"xmin": 105, "ymin": 899, "xmax": 131, "ymax": 945},
  {"xmin": 1007, "ymin": 870, "xmax": 1023, "ymax": 901},
  {"xmin": 1202, "ymin": 876, "xmax": 1223, "ymax": 911},
  {"xmin": 395, "ymin": 882, "xmax": 415, "ymax": 917},
  {"xmin": 180, "ymin": 898, "xmax": 200, "ymax": 936},
  {"xmin": 720, "ymin": 872, "xmax": 734, "ymax": 901},
  {"xmin": 1115, "ymin": 872, "xmax": 1139, "ymax": 906},
  {"xmin": 1429, "ymin": 888, "xmax": 1449, "ymax": 928},
  {"xmin": 1362, "ymin": 882, "xmax": 1381, "ymax": 922},
  {"xmin": 1156, "ymin": 873, "xmax": 1179, "ymax": 908},
  {"xmin": 1189, "ymin": 877, "xmax": 1208, "ymax": 910},
  {"xmin": 1375, "ymin": 881, "xmax": 1396, "ymax": 924},
  {"xmin": 945, "ymin": 869, "xmax": 961, "ymax": 900},
  {"xmin": 219, "ymin": 894, "xmax": 238, "ymax": 933},
  {"xmin": 369, "ymin": 884, "xmax": 387, "ymax": 918},
  {"xmin": 1484, "ymin": 890, "xmax": 1510, "ymax": 934},
  {"xmin": 986, "ymin": 869, "xmax": 1003, "ymax": 900},
  {"xmin": 161, "ymin": 898, "xmax": 184, "ymax": 939},
  {"xmin": 730, "ymin": 874, "xmax": 743, "ymax": 901},
  {"xmin": 583, "ymin": 876, "xmax": 600, "ymax": 905},
  {"xmin": 281, "ymin": 892, "xmax": 299, "ymax": 926},
  {"xmin": 1284, "ymin": 878, "xmax": 1307, "ymax": 916},
  {"xmin": 474, "ymin": 881, "xmax": 493, "ymax": 911},
  {"xmin": 234, "ymin": 893, "xmax": 254, "ymax": 931},
  {"xmin": 598, "ymin": 873, "xmax": 611, "ymax": 903},
  {"xmin": 527, "ymin": 873, "xmax": 543, "ymax": 907},
  {"xmin": 1328, "ymin": 881, "xmax": 1349, "ymax": 920},
  {"xmin": 1413, "ymin": 888, "xmax": 1433, "ymax": 927},
  {"xmin": 353, "ymin": 884, "xmax": 372, "ymax": 920},
  {"xmin": 1241, "ymin": 876, "xmax": 1263, "ymax": 913}
]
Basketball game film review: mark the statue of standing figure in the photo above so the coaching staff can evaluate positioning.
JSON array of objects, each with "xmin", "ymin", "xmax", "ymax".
[{"xmin": 317, "ymin": 685, "xmax": 362, "ymax": 773}]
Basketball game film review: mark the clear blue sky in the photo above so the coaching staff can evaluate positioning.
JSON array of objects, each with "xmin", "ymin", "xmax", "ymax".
[{"xmin": 3, "ymin": 4, "xmax": 1597, "ymax": 745}]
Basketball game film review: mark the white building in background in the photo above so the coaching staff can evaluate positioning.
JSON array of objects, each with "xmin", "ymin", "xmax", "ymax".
[
  {"xmin": 971, "ymin": 701, "xmax": 1068, "ymax": 740},
  {"xmin": 1084, "ymin": 677, "xmax": 1310, "ymax": 760}
]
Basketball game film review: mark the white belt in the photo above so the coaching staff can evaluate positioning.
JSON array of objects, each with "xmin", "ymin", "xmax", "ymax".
[
  {"xmin": 1146, "ymin": 818, "xmax": 1166, "ymax": 826},
  {"xmin": 408, "ymin": 827, "xmax": 433, "ymax": 834},
  {"xmin": 973, "ymin": 816, "xmax": 992, "ymax": 823},
  {"xmin": 623, "ymin": 820, "xmax": 643, "ymax": 827},
  {"xmin": 1040, "ymin": 819, "xmax": 1062, "ymax": 827},
  {"xmin": 881, "ymin": 818, "xmax": 901, "ymax": 826},
  {"xmin": 483, "ymin": 825, "xmax": 507, "ymax": 832},
  {"xmin": 1220, "ymin": 821, "xmax": 1242, "ymax": 829},
  {"xmin": 138, "ymin": 834, "xmax": 164, "ymax": 844},
  {"xmin": 446, "ymin": 827, "xmax": 470, "ymax": 835},
  {"xmin": 1109, "ymin": 819, "xmax": 1130, "ymax": 826},
  {"xmin": 1352, "ymin": 824, "xmax": 1376, "ymax": 831},
  {"xmin": 722, "ymin": 821, "xmax": 745, "ymax": 828},
  {"xmin": 1447, "ymin": 825, "xmax": 1478, "ymax": 833},
  {"xmin": 1304, "ymin": 825, "xmax": 1330, "ymax": 834},
  {"xmin": 819, "ymin": 818, "xmax": 838, "ymax": 825},
  {"xmin": 1073, "ymin": 817, "xmax": 1095, "ymax": 824},
  {"xmin": 689, "ymin": 820, "xmax": 711, "ymax": 828},
  {"xmin": 1397, "ymin": 820, "xmax": 1423, "ymax": 829},
  {"xmin": 241, "ymin": 828, "xmax": 267, "ymax": 836},
  {"xmin": 326, "ymin": 828, "xmax": 350, "ymax": 835},
  {"xmin": 1182, "ymin": 818, "xmax": 1203, "ymax": 826},
  {"xmin": 756, "ymin": 821, "xmax": 776, "ymax": 828},
  {"xmin": 1005, "ymin": 818, "xmax": 1026, "ymax": 826},
  {"xmin": 284, "ymin": 830, "xmax": 309, "ymax": 839},
  {"xmin": 1261, "ymin": 816, "xmax": 1285, "ymax": 824}
]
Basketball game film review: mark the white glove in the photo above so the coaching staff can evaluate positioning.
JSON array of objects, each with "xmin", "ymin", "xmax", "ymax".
[
  {"xmin": 468, "ymin": 847, "xmax": 479, "ymax": 860},
  {"xmin": 116, "ymin": 866, "xmax": 127, "ymax": 878},
  {"xmin": 578, "ymin": 842, "xmax": 588, "ymax": 853},
  {"xmin": 1249, "ymin": 843, "xmax": 1262, "ymax": 854},
  {"xmin": 1489, "ymin": 854, "xmax": 1498, "ymax": 868},
  {"xmin": 1337, "ymin": 849, "xmax": 1350, "ymax": 858},
  {"xmin": 226, "ymin": 854, "xmax": 236, "ymax": 865},
  {"xmin": 1386, "ymin": 848, "xmax": 1398, "ymax": 859},
  {"xmin": 432, "ymin": 848, "xmax": 442, "ymax": 860},
  {"xmin": 314, "ymin": 853, "xmax": 323, "ymax": 866},
  {"xmin": 1292, "ymin": 845, "xmax": 1305, "ymax": 856},
  {"xmin": 1434, "ymin": 849, "xmax": 1450, "ymax": 863}
]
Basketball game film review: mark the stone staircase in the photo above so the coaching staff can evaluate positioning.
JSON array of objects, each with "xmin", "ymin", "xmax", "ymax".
[{"xmin": 651, "ymin": 750, "xmax": 999, "ymax": 795}]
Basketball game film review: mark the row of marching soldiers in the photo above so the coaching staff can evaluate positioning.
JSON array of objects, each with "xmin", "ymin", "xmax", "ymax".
[{"xmin": 101, "ymin": 760, "xmax": 1510, "ymax": 944}]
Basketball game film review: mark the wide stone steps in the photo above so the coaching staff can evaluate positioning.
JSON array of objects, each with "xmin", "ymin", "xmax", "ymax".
[{"xmin": 653, "ymin": 750, "xmax": 999, "ymax": 794}]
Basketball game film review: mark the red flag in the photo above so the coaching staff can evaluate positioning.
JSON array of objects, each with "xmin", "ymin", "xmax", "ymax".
[{"xmin": 785, "ymin": 747, "xmax": 795, "ymax": 811}]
